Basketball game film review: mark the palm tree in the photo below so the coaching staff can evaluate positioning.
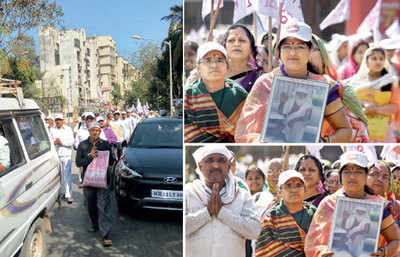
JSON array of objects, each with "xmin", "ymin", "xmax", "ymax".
[{"xmin": 160, "ymin": 5, "xmax": 183, "ymax": 99}]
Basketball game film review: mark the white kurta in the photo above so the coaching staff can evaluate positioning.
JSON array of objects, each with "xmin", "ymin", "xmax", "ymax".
[
  {"xmin": 185, "ymin": 182, "xmax": 261, "ymax": 257},
  {"xmin": 50, "ymin": 125, "xmax": 74, "ymax": 158}
]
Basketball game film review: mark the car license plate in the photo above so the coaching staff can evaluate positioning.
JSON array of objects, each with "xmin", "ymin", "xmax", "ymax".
[{"xmin": 151, "ymin": 190, "xmax": 183, "ymax": 200}]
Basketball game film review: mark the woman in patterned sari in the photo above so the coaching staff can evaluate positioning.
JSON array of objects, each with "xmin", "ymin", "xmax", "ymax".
[
  {"xmin": 305, "ymin": 151, "xmax": 400, "ymax": 257},
  {"xmin": 224, "ymin": 24, "xmax": 264, "ymax": 93},
  {"xmin": 184, "ymin": 42, "xmax": 248, "ymax": 142},
  {"xmin": 235, "ymin": 19, "xmax": 352, "ymax": 143}
]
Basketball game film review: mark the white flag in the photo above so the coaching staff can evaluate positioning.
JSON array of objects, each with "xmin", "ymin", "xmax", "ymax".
[
  {"xmin": 256, "ymin": 0, "xmax": 280, "ymax": 20},
  {"xmin": 279, "ymin": 0, "xmax": 304, "ymax": 23},
  {"xmin": 136, "ymin": 98, "xmax": 143, "ymax": 114},
  {"xmin": 357, "ymin": 0, "xmax": 382, "ymax": 42},
  {"xmin": 131, "ymin": 104, "xmax": 136, "ymax": 113},
  {"xmin": 344, "ymin": 145, "xmax": 378, "ymax": 163},
  {"xmin": 233, "ymin": 0, "xmax": 255, "ymax": 23},
  {"xmin": 320, "ymin": 0, "xmax": 350, "ymax": 31},
  {"xmin": 386, "ymin": 19, "xmax": 400, "ymax": 38},
  {"xmin": 202, "ymin": 0, "xmax": 224, "ymax": 21},
  {"xmin": 306, "ymin": 145, "xmax": 323, "ymax": 159},
  {"xmin": 381, "ymin": 145, "xmax": 400, "ymax": 162}
]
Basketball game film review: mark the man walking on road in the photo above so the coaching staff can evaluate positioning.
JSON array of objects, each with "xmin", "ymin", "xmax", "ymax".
[
  {"xmin": 50, "ymin": 114, "xmax": 75, "ymax": 204},
  {"xmin": 76, "ymin": 122, "xmax": 115, "ymax": 247}
]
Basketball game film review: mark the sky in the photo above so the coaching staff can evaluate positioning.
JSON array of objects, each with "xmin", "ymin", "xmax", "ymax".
[{"xmin": 28, "ymin": 0, "xmax": 182, "ymax": 60}]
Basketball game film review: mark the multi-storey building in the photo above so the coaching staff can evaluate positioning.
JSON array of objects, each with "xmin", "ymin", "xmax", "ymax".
[
  {"xmin": 116, "ymin": 56, "xmax": 140, "ymax": 100},
  {"xmin": 39, "ymin": 26, "xmax": 138, "ymax": 117},
  {"xmin": 96, "ymin": 36, "xmax": 117, "ymax": 104}
]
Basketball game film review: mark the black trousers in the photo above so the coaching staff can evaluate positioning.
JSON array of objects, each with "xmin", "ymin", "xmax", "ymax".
[{"xmin": 83, "ymin": 187, "xmax": 114, "ymax": 238}]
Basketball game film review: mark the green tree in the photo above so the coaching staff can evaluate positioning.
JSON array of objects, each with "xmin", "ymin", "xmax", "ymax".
[
  {"xmin": 126, "ymin": 42, "xmax": 161, "ymax": 110},
  {"xmin": 3, "ymin": 56, "xmax": 39, "ymax": 98},
  {"xmin": 0, "ymin": 0, "xmax": 64, "ymax": 53},
  {"xmin": 123, "ymin": 4, "xmax": 182, "ymax": 112},
  {"xmin": 156, "ymin": 4, "xmax": 183, "ymax": 106},
  {"xmin": 111, "ymin": 83, "xmax": 122, "ymax": 106}
]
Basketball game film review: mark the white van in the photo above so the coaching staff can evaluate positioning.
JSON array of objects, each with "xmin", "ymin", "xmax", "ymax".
[{"xmin": 0, "ymin": 91, "xmax": 60, "ymax": 257}]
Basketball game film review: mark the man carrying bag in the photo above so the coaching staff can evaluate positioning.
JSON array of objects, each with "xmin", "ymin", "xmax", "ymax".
[{"xmin": 76, "ymin": 122, "xmax": 116, "ymax": 247}]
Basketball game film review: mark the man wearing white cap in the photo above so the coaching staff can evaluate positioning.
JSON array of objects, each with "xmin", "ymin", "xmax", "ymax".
[
  {"xmin": 50, "ymin": 114, "xmax": 74, "ymax": 203},
  {"xmin": 45, "ymin": 115, "xmax": 55, "ymax": 130},
  {"xmin": 235, "ymin": 19, "xmax": 352, "ymax": 143},
  {"xmin": 96, "ymin": 116, "xmax": 117, "ymax": 144},
  {"xmin": 185, "ymin": 145, "xmax": 261, "ymax": 257},
  {"xmin": 74, "ymin": 112, "xmax": 95, "ymax": 150},
  {"xmin": 184, "ymin": 41, "xmax": 248, "ymax": 143},
  {"xmin": 255, "ymin": 170, "xmax": 316, "ymax": 257},
  {"xmin": 76, "ymin": 122, "xmax": 115, "ymax": 247},
  {"xmin": 121, "ymin": 111, "xmax": 133, "ymax": 141}
]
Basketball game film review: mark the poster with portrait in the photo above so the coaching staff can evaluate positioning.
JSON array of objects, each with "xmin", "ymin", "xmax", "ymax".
[
  {"xmin": 328, "ymin": 196, "xmax": 384, "ymax": 257},
  {"xmin": 260, "ymin": 76, "xmax": 329, "ymax": 143}
]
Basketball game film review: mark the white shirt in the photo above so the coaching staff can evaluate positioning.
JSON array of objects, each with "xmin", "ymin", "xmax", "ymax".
[
  {"xmin": 74, "ymin": 127, "xmax": 89, "ymax": 149},
  {"xmin": 50, "ymin": 125, "xmax": 74, "ymax": 158},
  {"xmin": 121, "ymin": 118, "xmax": 133, "ymax": 141}
]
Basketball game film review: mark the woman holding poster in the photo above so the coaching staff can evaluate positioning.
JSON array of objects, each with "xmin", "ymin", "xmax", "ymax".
[
  {"xmin": 235, "ymin": 19, "xmax": 352, "ymax": 143},
  {"xmin": 349, "ymin": 46, "xmax": 400, "ymax": 143},
  {"xmin": 304, "ymin": 151, "xmax": 400, "ymax": 257}
]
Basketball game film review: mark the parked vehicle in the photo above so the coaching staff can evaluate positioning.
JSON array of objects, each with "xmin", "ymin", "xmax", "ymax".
[
  {"xmin": 114, "ymin": 117, "xmax": 183, "ymax": 211},
  {"xmin": 0, "ymin": 88, "xmax": 60, "ymax": 257}
]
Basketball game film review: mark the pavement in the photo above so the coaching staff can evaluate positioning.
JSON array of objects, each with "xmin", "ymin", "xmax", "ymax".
[{"xmin": 45, "ymin": 153, "xmax": 183, "ymax": 257}]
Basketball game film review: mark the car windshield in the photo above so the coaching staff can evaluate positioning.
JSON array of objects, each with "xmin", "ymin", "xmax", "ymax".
[{"xmin": 129, "ymin": 120, "xmax": 182, "ymax": 148}]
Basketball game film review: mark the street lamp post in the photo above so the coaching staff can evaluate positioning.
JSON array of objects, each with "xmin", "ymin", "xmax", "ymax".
[{"xmin": 130, "ymin": 35, "xmax": 173, "ymax": 116}]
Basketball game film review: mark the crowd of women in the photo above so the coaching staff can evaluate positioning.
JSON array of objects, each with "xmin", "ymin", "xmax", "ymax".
[
  {"xmin": 186, "ymin": 145, "xmax": 400, "ymax": 257},
  {"xmin": 184, "ymin": 18, "xmax": 400, "ymax": 143}
]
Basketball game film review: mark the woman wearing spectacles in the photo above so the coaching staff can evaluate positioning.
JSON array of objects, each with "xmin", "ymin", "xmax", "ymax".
[
  {"xmin": 235, "ymin": 19, "xmax": 352, "ymax": 143},
  {"xmin": 305, "ymin": 151, "xmax": 400, "ymax": 257},
  {"xmin": 367, "ymin": 161, "xmax": 400, "ymax": 226},
  {"xmin": 184, "ymin": 42, "xmax": 248, "ymax": 143}
]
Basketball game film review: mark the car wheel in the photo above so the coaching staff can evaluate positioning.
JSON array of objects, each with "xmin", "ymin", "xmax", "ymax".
[
  {"xmin": 19, "ymin": 218, "xmax": 47, "ymax": 257},
  {"xmin": 114, "ymin": 168, "xmax": 129, "ymax": 213}
]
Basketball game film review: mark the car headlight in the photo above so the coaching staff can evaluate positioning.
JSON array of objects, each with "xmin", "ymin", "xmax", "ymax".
[{"xmin": 121, "ymin": 161, "xmax": 143, "ymax": 178}]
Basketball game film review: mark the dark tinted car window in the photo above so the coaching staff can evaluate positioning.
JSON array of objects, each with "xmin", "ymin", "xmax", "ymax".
[{"xmin": 130, "ymin": 120, "xmax": 182, "ymax": 148}]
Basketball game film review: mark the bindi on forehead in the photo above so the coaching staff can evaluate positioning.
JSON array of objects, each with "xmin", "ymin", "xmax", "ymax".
[{"xmin": 228, "ymin": 27, "xmax": 248, "ymax": 37}]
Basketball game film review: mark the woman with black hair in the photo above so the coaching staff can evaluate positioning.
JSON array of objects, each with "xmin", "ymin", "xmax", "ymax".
[
  {"xmin": 325, "ymin": 169, "xmax": 341, "ymax": 194},
  {"xmin": 305, "ymin": 151, "xmax": 400, "ymax": 257},
  {"xmin": 295, "ymin": 155, "xmax": 328, "ymax": 208},
  {"xmin": 349, "ymin": 46, "xmax": 400, "ymax": 142},
  {"xmin": 245, "ymin": 165, "xmax": 265, "ymax": 195},
  {"xmin": 223, "ymin": 24, "xmax": 264, "ymax": 93}
]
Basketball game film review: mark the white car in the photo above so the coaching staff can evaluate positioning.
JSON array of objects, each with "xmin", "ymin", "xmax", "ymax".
[{"xmin": 0, "ymin": 94, "xmax": 60, "ymax": 257}]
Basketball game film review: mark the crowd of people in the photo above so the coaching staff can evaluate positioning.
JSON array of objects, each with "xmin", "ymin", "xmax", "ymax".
[
  {"xmin": 184, "ymin": 18, "xmax": 400, "ymax": 143},
  {"xmin": 43, "ymin": 109, "xmax": 149, "ymax": 247},
  {"xmin": 185, "ymin": 145, "xmax": 400, "ymax": 257}
]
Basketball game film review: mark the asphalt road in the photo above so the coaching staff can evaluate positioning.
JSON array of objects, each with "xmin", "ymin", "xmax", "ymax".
[{"xmin": 45, "ymin": 153, "xmax": 183, "ymax": 257}]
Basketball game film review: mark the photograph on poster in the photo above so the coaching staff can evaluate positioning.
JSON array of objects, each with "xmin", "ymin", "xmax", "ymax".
[
  {"xmin": 328, "ymin": 196, "xmax": 384, "ymax": 257},
  {"xmin": 260, "ymin": 76, "xmax": 329, "ymax": 143}
]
